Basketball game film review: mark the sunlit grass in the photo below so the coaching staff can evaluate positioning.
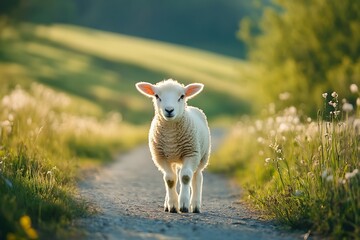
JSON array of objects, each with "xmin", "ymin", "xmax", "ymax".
[
  {"xmin": 31, "ymin": 23, "xmax": 248, "ymax": 98},
  {"xmin": 0, "ymin": 82, "xmax": 146, "ymax": 239},
  {"xmin": 210, "ymin": 87, "xmax": 360, "ymax": 238}
]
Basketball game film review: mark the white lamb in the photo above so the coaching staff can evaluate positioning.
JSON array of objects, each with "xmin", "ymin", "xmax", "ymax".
[{"xmin": 136, "ymin": 79, "xmax": 211, "ymax": 213}]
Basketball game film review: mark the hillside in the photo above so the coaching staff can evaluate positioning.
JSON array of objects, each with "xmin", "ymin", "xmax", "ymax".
[{"xmin": 1, "ymin": 23, "xmax": 253, "ymax": 124}]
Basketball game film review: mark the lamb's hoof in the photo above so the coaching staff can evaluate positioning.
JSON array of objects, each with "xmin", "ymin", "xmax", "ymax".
[
  {"xmin": 169, "ymin": 206, "xmax": 177, "ymax": 213},
  {"xmin": 193, "ymin": 207, "xmax": 201, "ymax": 213},
  {"xmin": 164, "ymin": 206, "xmax": 169, "ymax": 212},
  {"xmin": 180, "ymin": 207, "xmax": 189, "ymax": 213}
]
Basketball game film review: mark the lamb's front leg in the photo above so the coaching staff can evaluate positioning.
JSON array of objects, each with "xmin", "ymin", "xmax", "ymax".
[
  {"xmin": 162, "ymin": 164, "xmax": 178, "ymax": 213},
  {"xmin": 179, "ymin": 158, "xmax": 198, "ymax": 213}
]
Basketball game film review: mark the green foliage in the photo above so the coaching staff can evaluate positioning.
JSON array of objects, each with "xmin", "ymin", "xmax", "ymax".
[
  {"xmin": 239, "ymin": 0, "xmax": 360, "ymax": 115},
  {"xmin": 211, "ymin": 90, "xmax": 360, "ymax": 238}
]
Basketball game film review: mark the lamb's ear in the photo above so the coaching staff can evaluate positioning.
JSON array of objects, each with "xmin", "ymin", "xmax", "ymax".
[
  {"xmin": 184, "ymin": 83, "xmax": 204, "ymax": 99},
  {"xmin": 136, "ymin": 82, "xmax": 156, "ymax": 97}
]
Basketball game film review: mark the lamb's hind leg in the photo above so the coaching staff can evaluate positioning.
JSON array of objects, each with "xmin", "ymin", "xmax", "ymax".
[{"xmin": 162, "ymin": 163, "xmax": 178, "ymax": 213}]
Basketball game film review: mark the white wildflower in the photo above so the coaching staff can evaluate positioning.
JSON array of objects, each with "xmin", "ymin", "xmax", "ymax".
[
  {"xmin": 265, "ymin": 158, "xmax": 271, "ymax": 163},
  {"xmin": 328, "ymin": 101, "xmax": 337, "ymax": 108},
  {"xmin": 342, "ymin": 103, "xmax": 354, "ymax": 112},
  {"xmin": 321, "ymin": 170, "xmax": 328, "ymax": 179},
  {"xmin": 350, "ymin": 84, "xmax": 358, "ymax": 93},
  {"xmin": 257, "ymin": 137, "xmax": 265, "ymax": 144},
  {"xmin": 331, "ymin": 92, "xmax": 338, "ymax": 98},
  {"xmin": 326, "ymin": 175, "xmax": 333, "ymax": 182},
  {"xmin": 354, "ymin": 119, "xmax": 360, "ymax": 134},
  {"xmin": 278, "ymin": 123, "xmax": 290, "ymax": 133},
  {"xmin": 279, "ymin": 92, "xmax": 291, "ymax": 101},
  {"xmin": 345, "ymin": 169, "xmax": 359, "ymax": 180},
  {"xmin": 8, "ymin": 114, "xmax": 14, "ymax": 121},
  {"xmin": 322, "ymin": 93, "xmax": 328, "ymax": 99}
]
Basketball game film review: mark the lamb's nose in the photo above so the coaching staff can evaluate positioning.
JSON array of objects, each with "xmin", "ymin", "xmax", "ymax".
[{"xmin": 165, "ymin": 108, "xmax": 174, "ymax": 114}]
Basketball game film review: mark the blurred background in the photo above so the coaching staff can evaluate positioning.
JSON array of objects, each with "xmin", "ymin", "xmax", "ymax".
[
  {"xmin": 0, "ymin": 1, "xmax": 359, "ymax": 238},
  {"xmin": 1, "ymin": 0, "xmax": 358, "ymax": 123}
]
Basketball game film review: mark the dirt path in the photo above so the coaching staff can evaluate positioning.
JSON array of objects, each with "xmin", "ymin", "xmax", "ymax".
[{"xmin": 75, "ymin": 130, "xmax": 302, "ymax": 240}]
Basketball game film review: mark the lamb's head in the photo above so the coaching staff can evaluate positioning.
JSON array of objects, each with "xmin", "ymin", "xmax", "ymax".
[{"xmin": 136, "ymin": 79, "xmax": 203, "ymax": 121}]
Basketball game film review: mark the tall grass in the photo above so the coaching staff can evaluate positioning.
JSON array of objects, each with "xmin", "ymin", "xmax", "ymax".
[
  {"xmin": 210, "ymin": 87, "xmax": 360, "ymax": 239},
  {"xmin": 0, "ymin": 82, "xmax": 145, "ymax": 239}
]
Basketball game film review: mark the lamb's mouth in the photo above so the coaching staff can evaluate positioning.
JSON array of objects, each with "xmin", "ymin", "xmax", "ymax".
[{"xmin": 164, "ymin": 114, "xmax": 175, "ymax": 120}]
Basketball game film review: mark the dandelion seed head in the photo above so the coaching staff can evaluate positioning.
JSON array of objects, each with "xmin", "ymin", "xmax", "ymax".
[
  {"xmin": 350, "ymin": 84, "xmax": 358, "ymax": 93},
  {"xmin": 257, "ymin": 137, "xmax": 265, "ymax": 144},
  {"xmin": 342, "ymin": 103, "xmax": 353, "ymax": 112}
]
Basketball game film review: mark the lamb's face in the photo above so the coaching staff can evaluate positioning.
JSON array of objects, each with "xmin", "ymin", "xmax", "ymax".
[
  {"xmin": 136, "ymin": 79, "xmax": 204, "ymax": 122},
  {"xmin": 153, "ymin": 84, "xmax": 186, "ymax": 121}
]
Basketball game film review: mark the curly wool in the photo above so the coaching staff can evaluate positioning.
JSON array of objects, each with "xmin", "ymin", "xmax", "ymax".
[{"xmin": 150, "ymin": 108, "xmax": 208, "ymax": 168}]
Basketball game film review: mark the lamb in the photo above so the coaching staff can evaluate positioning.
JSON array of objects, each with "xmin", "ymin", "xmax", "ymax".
[{"xmin": 135, "ymin": 79, "xmax": 211, "ymax": 213}]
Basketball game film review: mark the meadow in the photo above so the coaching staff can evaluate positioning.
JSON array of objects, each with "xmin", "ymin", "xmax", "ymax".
[
  {"xmin": 0, "ymin": 23, "xmax": 249, "ymax": 239},
  {"xmin": 210, "ymin": 89, "xmax": 360, "ymax": 238},
  {"xmin": 1, "ymin": 22, "xmax": 359, "ymax": 239}
]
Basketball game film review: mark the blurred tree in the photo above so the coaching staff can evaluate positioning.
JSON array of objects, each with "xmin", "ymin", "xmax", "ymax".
[
  {"xmin": 239, "ymin": 0, "xmax": 360, "ymax": 115},
  {"xmin": 0, "ymin": 0, "xmax": 75, "ymax": 24},
  {"xmin": 1, "ymin": 0, "xmax": 261, "ymax": 58}
]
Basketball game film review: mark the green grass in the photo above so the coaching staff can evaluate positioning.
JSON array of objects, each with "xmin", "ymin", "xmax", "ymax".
[{"xmin": 210, "ymin": 91, "xmax": 360, "ymax": 239}]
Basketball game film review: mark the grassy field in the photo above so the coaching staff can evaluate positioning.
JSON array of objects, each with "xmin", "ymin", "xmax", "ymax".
[
  {"xmin": 1, "ymin": 23, "xmax": 255, "ymax": 124},
  {"xmin": 0, "ymin": 23, "xmax": 253, "ymax": 238},
  {"xmin": 210, "ymin": 91, "xmax": 360, "ymax": 238}
]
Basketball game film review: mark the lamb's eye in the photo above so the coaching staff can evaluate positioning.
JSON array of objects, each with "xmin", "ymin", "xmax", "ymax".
[
  {"xmin": 178, "ymin": 94, "xmax": 185, "ymax": 101},
  {"xmin": 155, "ymin": 94, "xmax": 161, "ymax": 101}
]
